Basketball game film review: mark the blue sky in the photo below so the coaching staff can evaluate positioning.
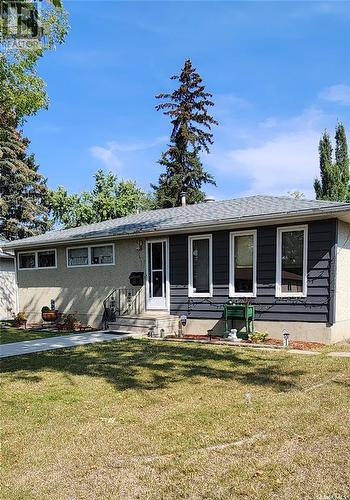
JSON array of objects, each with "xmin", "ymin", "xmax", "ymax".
[{"xmin": 25, "ymin": 1, "xmax": 350, "ymax": 199}]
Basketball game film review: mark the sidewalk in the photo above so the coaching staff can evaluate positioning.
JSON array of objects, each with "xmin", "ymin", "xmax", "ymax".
[{"xmin": 0, "ymin": 331, "xmax": 132, "ymax": 358}]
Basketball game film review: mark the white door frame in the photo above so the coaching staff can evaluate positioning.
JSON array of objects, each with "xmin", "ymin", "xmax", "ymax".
[{"xmin": 145, "ymin": 238, "xmax": 170, "ymax": 311}]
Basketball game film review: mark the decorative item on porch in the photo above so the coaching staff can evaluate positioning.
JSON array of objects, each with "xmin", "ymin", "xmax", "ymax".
[
  {"xmin": 227, "ymin": 328, "xmax": 242, "ymax": 342},
  {"xmin": 41, "ymin": 306, "xmax": 59, "ymax": 322}
]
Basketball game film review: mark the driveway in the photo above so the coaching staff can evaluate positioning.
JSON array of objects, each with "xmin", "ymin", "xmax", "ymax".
[{"xmin": 0, "ymin": 331, "xmax": 132, "ymax": 358}]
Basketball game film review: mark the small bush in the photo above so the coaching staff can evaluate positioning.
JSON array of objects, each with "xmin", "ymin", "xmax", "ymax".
[
  {"xmin": 41, "ymin": 306, "xmax": 50, "ymax": 313},
  {"xmin": 249, "ymin": 331, "xmax": 268, "ymax": 343},
  {"xmin": 63, "ymin": 314, "xmax": 80, "ymax": 330},
  {"xmin": 13, "ymin": 312, "xmax": 27, "ymax": 326}
]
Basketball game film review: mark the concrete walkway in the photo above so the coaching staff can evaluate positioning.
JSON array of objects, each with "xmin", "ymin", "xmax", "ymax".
[
  {"xmin": 0, "ymin": 331, "xmax": 132, "ymax": 358},
  {"xmin": 327, "ymin": 351, "xmax": 350, "ymax": 358}
]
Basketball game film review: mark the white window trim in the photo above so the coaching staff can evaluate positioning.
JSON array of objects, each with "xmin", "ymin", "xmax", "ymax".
[
  {"xmin": 188, "ymin": 234, "xmax": 213, "ymax": 298},
  {"xmin": 276, "ymin": 224, "xmax": 308, "ymax": 298},
  {"xmin": 229, "ymin": 229, "xmax": 257, "ymax": 298},
  {"xmin": 17, "ymin": 249, "xmax": 57, "ymax": 270},
  {"xmin": 66, "ymin": 243, "xmax": 115, "ymax": 268}
]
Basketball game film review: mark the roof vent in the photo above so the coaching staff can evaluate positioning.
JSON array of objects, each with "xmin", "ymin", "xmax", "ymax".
[
  {"xmin": 204, "ymin": 196, "xmax": 215, "ymax": 203},
  {"xmin": 180, "ymin": 191, "xmax": 187, "ymax": 207}
]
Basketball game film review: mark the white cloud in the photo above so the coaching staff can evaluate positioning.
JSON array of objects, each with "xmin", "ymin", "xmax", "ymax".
[
  {"xmin": 90, "ymin": 145, "xmax": 122, "ymax": 170},
  {"xmin": 320, "ymin": 84, "xmax": 350, "ymax": 106},
  {"xmin": 89, "ymin": 136, "xmax": 167, "ymax": 171},
  {"xmin": 206, "ymin": 107, "xmax": 330, "ymax": 199}
]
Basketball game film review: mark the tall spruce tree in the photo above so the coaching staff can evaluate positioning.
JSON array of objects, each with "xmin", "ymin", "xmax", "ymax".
[
  {"xmin": 153, "ymin": 59, "xmax": 218, "ymax": 208},
  {"xmin": 314, "ymin": 123, "xmax": 350, "ymax": 202},
  {"xmin": 0, "ymin": 112, "xmax": 51, "ymax": 240}
]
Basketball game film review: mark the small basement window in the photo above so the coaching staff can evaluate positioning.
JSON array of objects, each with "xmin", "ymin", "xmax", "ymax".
[
  {"xmin": 18, "ymin": 249, "xmax": 56, "ymax": 270},
  {"xmin": 276, "ymin": 225, "xmax": 308, "ymax": 297}
]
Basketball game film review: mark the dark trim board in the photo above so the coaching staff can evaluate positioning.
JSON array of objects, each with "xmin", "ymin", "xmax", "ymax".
[{"xmin": 169, "ymin": 219, "xmax": 337, "ymax": 323}]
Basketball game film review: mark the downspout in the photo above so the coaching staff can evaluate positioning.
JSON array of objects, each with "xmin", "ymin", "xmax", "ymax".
[
  {"xmin": 328, "ymin": 220, "xmax": 338, "ymax": 326},
  {"xmin": 14, "ymin": 251, "xmax": 19, "ymax": 315}
]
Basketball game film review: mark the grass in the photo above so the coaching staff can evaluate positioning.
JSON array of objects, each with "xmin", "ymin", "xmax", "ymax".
[
  {"xmin": 1, "ymin": 339, "xmax": 349, "ymax": 499},
  {"xmin": 0, "ymin": 327, "xmax": 75, "ymax": 344}
]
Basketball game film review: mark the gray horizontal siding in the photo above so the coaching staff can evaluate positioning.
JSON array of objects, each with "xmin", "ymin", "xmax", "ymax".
[{"xmin": 169, "ymin": 220, "xmax": 336, "ymax": 323}]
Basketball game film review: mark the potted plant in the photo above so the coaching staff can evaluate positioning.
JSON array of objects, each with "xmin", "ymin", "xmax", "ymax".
[{"xmin": 41, "ymin": 306, "xmax": 59, "ymax": 322}]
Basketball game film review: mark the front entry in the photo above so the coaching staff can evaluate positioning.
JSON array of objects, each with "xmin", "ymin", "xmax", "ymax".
[{"xmin": 146, "ymin": 239, "xmax": 169, "ymax": 310}]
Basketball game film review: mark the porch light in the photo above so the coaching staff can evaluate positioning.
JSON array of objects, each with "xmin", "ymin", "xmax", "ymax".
[{"xmin": 282, "ymin": 329, "xmax": 290, "ymax": 348}]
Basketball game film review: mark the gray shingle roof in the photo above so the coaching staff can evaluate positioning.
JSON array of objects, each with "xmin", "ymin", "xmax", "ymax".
[{"xmin": 3, "ymin": 195, "xmax": 350, "ymax": 249}]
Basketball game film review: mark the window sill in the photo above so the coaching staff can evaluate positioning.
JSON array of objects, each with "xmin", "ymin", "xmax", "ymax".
[
  {"xmin": 188, "ymin": 293, "xmax": 213, "ymax": 298},
  {"xmin": 275, "ymin": 293, "xmax": 307, "ymax": 299},
  {"xmin": 229, "ymin": 294, "xmax": 256, "ymax": 298},
  {"xmin": 18, "ymin": 267, "xmax": 57, "ymax": 271}
]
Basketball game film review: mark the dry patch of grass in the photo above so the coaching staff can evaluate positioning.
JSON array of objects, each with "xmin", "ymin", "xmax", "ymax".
[
  {"xmin": 1, "ymin": 339, "xmax": 349, "ymax": 499},
  {"xmin": 0, "ymin": 328, "xmax": 74, "ymax": 345}
]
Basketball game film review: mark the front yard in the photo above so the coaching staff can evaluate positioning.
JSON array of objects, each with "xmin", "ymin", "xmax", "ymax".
[
  {"xmin": 1, "ymin": 339, "xmax": 349, "ymax": 499},
  {"xmin": 0, "ymin": 327, "xmax": 75, "ymax": 344}
]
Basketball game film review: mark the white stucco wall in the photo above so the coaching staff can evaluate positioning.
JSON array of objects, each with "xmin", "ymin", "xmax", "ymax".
[
  {"xmin": 334, "ymin": 221, "xmax": 350, "ymax": 340},
  {"xmin": 0, "ymin": 257, "xmax": 17, "ymax": 320}
]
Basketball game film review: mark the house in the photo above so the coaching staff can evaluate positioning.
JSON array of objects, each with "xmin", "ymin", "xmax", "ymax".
[
  {"xmin": 3, "ymin": 195, "xmax": 350, "ymax": 344},
  {"xmin": 0, "ymin": 240, "xmax": 18, "ymax": 320}
]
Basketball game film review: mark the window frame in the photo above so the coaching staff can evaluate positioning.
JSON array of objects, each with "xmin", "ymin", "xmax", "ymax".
[
  {"xmin": 66, "ymin": 243, "xmax": 115, "ymax": 268},
  {"xmin": 229, "ymin": 229, "xmax": 257, "ymax": 298},
  {"xmin": 276, "ymin": 224, "xmax": 308, "ymax": 298},
  {"xmin": 188, "ymin": 234, "xmax": 213, "ymax": 298},
  {"xmin": 17, "ymin": 249, "xmax": 57, "ymax": 270}
]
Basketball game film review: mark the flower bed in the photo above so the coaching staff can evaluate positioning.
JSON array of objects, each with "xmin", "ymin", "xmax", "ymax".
[{"xmin": 177, "ymin": 334, "xmax": 325, "ymax": 351}]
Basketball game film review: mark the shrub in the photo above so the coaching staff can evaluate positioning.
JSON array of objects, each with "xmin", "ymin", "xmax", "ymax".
[
  {"xmin": 63, "ymin": 314, "xmax": 80, "ymax": 330},
  {"xmin": 249, "ymin": 331, "xmax": 268, "ymax": 343},
  {"xmin": 41, "ymin": 306, "xmax": 50, "ymax": 313},
  {"xmin": 13, "ymin": 311, "xmax": 27, "ymax": 326}
]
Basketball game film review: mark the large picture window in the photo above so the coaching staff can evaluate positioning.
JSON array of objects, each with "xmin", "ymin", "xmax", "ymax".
[
  {"xmin": 276, "ymin": 225, "xmax": 308, "ymax": 297},
  {"xmin": 67, "ymin": 244, "xmax": 114, "ymax": 267},
  {"xmin": 18, "ymin": 249, "xmax": 57, "ymax": 270},
  {"xmin": 230, "ymin": 230, "xmax": 257, "ymax": 297},
  {"xmin": 188, "ymin": 235, "xmax": 212, "ymax": 297}
]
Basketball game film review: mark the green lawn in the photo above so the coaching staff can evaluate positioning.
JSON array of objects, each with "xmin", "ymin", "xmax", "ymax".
[
  {"xmin": 0, "ymin": 327, "xmax": 75, "ymax": 344},
  {"xmin": 1, "ymin": 339, "xmax": 349, "ymax": 499}
]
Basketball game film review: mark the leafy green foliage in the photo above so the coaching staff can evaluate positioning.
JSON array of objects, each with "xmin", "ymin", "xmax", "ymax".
[
  {"xmin": 50, "ymin": 169, "xmax": 154, "ymax": 228},
  {"xmin": 314, "ymin": 123, "xmax": 350, "ymax": 202},
  {"xmin": 0, "ymin": 111, "xmax": 51, "ymax": 240},
  {"xmin": 249, "ymin": 331, "xmax": 268, "ymax": 343},
  {"xmin": 0, "ymin": 0, "xmax": 68, "ymax": 121},
  {"xmin": 153, "ymin": 59, "xmax": 217, "ymax": 208}
]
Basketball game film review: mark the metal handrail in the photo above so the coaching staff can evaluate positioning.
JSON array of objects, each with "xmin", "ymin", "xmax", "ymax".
[{"xmin": 102, "ymin": 286, "xmax": 142, "ymax": 329}]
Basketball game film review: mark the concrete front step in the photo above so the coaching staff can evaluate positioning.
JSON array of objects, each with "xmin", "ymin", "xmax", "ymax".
[{"xmin": 108, "ymin": 314, "xmax": 179, "ymax": 337}]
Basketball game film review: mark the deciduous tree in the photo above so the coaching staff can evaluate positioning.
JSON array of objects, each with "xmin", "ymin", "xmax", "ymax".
[{"xmin": 50, "ymin": 170, "xmax": 154, "ymax": 228}]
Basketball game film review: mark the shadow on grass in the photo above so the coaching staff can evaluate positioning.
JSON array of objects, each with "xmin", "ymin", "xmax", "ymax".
[{"xmin": 0, "ymin": 339, "xmax": 304, "ymax": 392}]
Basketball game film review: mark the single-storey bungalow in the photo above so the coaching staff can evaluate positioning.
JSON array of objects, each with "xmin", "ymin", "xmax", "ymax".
[{"xmin": 3, "ymin": 195, "xmax": 350, "ymax": 344}]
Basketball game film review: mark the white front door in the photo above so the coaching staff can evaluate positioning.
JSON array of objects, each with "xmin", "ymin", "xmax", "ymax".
[{"xmin": 146, "ymin": 239, "xmax": 169, "ymax": 310}]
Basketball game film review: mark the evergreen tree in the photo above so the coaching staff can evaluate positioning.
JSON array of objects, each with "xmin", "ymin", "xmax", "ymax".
[
  {"xmin": 153, "ymin": 59, "xmax": 218, "ymax": 208},
  {"xmin": 0, "ymin": 112, "xmax": 51, "ymax": 240},
  {"xmin": 314, "ymin": 123, "xmax": 350, "ymax": 202}
]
